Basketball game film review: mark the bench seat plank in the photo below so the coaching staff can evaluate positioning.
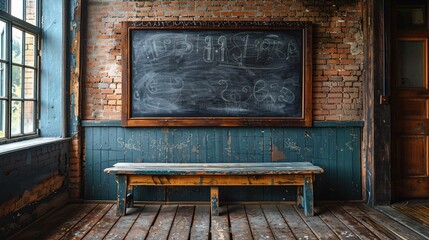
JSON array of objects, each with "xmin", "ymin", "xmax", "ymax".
[
  {"xmin": 112, "ymin": 162, "xmax": 318, "ymax": 167},
  {"xmin": 105, "ymin": 162, "xmax": 323, "ymax": 175}
]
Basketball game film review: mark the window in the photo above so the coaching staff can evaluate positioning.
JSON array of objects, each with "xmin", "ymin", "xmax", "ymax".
[
  {"xmin": 396, "ymin": 39, "xmax": 427, "ymax": 88},
  {"xmin": 0, "ymin": 0, "xmax": 40, "ymax": 142}
]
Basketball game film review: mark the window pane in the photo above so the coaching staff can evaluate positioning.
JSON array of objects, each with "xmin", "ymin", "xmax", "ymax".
[
  {"xmin": 26, "ymin": 0, "xmax": 37, "ymax": 26},
  {"xmin": 24, "ymin": 68, "xmax": 34, "ymax": 98},
  {"xmin": 0, "ymin": 1, "xmax": 40, "ymax": 140},
  {"xmin": 0, "ymin": 100, "xmax": 5, "ymax": 138},
  {"xmin": 24, "ymin": 32, "xmax": 35, "ymax": 67},
  {"xmin": 0, "ymin": 21, "xmax": 6, "ymax": 61},
  {"xmin": 0, "ymin": 0, "xmax": 7, "ymax": 12},
  {"xmin": 397, "ymin": 40, "xmax": 426, "ymax": 88},
  {"xmin": 11, "ymin": 101, "xmax": 22, "ymax": 135},
  {"xmin": 12, "ymin": 28, "xmax": 23, "ymax": 64},
  {"xmin": 397, "ymin": 4, "xmax": 427, "ymax": 29},
  {"xmin": 24, "ymin": 101, "xmax": 34, "ymax": 133},
  {"xmin": 0, "ymin": 63, "xmax": 6, "ymax": 97},
  {"xmin": 11, "ymin": 0, "xmax": 24, "ymax": 20},
  {"xmin": 12, "ymin": 65, "xmax": 22, "ymax": 98}
]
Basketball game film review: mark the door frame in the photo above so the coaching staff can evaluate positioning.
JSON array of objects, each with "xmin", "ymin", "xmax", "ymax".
[{"xmin": 363, "ymin": 0, "xmax": 392, "ymax": 205}]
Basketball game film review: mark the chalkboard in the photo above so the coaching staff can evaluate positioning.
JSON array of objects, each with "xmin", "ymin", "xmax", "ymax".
[{"xmin": 122, "ymin": 21, "xmax": 312, "ymax": 127}]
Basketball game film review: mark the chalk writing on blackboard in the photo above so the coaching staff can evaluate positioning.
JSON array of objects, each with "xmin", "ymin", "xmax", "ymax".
[
  {"xmin": 122, "ymin": 21, "xmax": 312, "ymax": 127},
  {"xmin": 130, "ymin": 30, "xmax": 302, "ymax": 117}
]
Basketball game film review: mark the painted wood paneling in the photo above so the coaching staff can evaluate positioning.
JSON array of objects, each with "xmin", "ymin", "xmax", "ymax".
[
  {"xmin": 84, "ymin": 125, "xmax": 362, "ymax": 201},
  {"xmin": 40, "ymin": 0, "xmax": 65, "ymax": 137}
]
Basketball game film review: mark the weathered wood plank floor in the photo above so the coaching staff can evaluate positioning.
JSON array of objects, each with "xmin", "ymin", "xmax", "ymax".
[
  {"xmin": 9, "ymin": 203, "xmax": 429, "ymax": 240},
  {"xmin": 390, "ymin": 201, "xmax": 429, "ymax": 227}
]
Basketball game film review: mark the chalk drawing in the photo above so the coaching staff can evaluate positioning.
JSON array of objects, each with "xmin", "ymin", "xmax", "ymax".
[
  {"xmin": 170, "ymin": 137, "xmax": 191, "ymax": 150},
  {"xmin": 219, "ymin": 79, "xmax": 252, "ymax": 105},
  {"xmin": 203, "ymin": 36, "xmax": 214, "ymax": 62},
  {"xmin": 141, "ymin": 33, "xmax": 193, "ymax": 61},
  {"xmin": 150, "ymin": 139, "xmax": 162, "ymax": 149},
  {"xmin": 117, "ymin": 137, "xmax": 142, "ymax": 152},
  {"xmin": 345, "ymin": 133, "xmax": 358, "ymax": 151},
  {"xmin": 284, "ymin": 138, "xmax": 304, "ymax": 159}
]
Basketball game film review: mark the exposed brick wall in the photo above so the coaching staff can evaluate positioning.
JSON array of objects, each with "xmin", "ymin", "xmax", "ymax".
[
  {"xmin": 69, "ymin": 138, "xmax": 82, "ymax": 198},
  {"xmin": 75, "ymin": 0, "xmax": 364, "ymax": 199},
  {"xmin": 83, "ymin": 0, "xmax": 364, "ymax": 121},
  {"xmin": 0, "ymin": 140, "xmax": 70, "ymax": 239}
]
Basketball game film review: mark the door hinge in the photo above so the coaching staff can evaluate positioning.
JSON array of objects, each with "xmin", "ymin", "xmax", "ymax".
[{"xmin": 380, "ymin": 95, "xmax": 390, "ymax": 105}]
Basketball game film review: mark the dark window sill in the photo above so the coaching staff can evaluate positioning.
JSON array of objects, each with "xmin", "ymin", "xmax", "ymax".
[{"xmin": 0, "ymin": 137, "xmax": 71, "ymax": 155}]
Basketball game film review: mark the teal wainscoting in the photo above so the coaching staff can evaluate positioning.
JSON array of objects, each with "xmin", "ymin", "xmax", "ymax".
[{"xmin": 83, "ymin": 121, "xmax": 362, "ymax": 202}]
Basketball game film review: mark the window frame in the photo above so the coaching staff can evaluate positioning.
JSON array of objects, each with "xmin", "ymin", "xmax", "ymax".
[{"xmin": 0, "ymin": 2, "xmax": 41, "ymax": 143}]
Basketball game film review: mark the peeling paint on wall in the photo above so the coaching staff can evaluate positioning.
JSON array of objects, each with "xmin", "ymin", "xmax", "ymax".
[
  {"xmin": 69, "ymin": 0, "xmax": 83, "ymax": 199},
  {"xmin": 350, "ymin": 30, "xmax": 364, "ymax": 56},
  {"xmin": 271, "ymin": 145, "xmax": 286, "ymax": 161},
  {"xmin": 70, "ymin": 0, "xmax": 81, "ymax": 129}
]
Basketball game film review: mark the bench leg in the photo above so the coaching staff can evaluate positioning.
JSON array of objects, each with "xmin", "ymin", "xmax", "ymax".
[
  {"xmin": 211, "ymin": 187, "xmax": 219, "ymax": 216},
  {"xmin": 127, "ymin": 185, "xmax": 134, "ymax": 208},
  {"xmin": 297, "ymin": 186, "xmax": 303, "ymax": 209},
  {"xmin": 116, "ymin": 175, "xmax": 128, "ymax": 216},
  {"xmin": 303, "ymin": 175, "xmax": 314, "ymax": 217}
]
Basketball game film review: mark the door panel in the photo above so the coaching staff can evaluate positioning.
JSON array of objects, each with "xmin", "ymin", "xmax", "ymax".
[
  {"xmin": 397, "ymin": 136, "xmax": 428, "ymax": 176},
  {"xmin": 395, "ymin": 178, "xmax": 429, "ymax": 199},
  {"xmin": 392, "ymin": 34, "xmax": 429, "ymax": 199},
  {"xmin": 396, "ymin": 120, "xmax": 428, "ymax": 135},
  {"xmin": 397, "ymin": 99, "xmax": 428, "ymax": 119}
]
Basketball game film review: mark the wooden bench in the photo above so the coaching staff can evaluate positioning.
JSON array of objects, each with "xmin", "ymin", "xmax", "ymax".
[{"xmin": 104, "ymin": 162, "xmax": 324, "ymax": 217}]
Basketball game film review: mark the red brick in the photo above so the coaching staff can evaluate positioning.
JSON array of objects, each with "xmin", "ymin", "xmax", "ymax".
[{"xmin": 324, "ymin": 70, "xmax": 338, "ymax": 75}]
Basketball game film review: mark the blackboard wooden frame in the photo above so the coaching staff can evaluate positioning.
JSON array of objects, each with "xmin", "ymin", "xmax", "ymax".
[{"xmin": 122, "ymin": 21, "xmax": 312, "ymax": 127}]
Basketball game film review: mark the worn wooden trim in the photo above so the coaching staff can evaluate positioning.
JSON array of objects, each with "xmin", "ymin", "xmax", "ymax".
[
  {"xmin": 81, "ymin": 120, "xmax": 365, "ymax": 127},
  {"xmin": 128, "ymin": 174, "xmax": 306, "ymax": 186},
  {"xmin": 81, "ymin": 120, "xmax": 122, "ymax": 127},
  {"xmin": 116, "ymin": 175, "xmax": 128, "ymax": 216},
  {"xmin": 0, "ymin": 137, "xmax": 71, "ymax": 156},
  {"xmin": 363, "ymin": 0, "xmax": 371, "ymax": 205},
  {"xmin": 312, "ymin": 121, "xmax": 364, "ymax": 127},
  {"xmin": 370, "ymin": 0, "xmax": 391, "ymax": 205},
  {"xmin": 211, "ymin": 187, "xmax": 219, "ymax": 216},
  {"xmin": 121, "ymin": 21, "xmax": 313, "ymax": 127},
  {"xmin": 303, "ymin": 175, "xmax": 314, "ymax": 216}
]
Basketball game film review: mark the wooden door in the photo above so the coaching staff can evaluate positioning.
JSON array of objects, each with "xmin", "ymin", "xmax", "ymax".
[{"xmin": 392, "ymin": 1, "xmax": 429, "ymax": 199}]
